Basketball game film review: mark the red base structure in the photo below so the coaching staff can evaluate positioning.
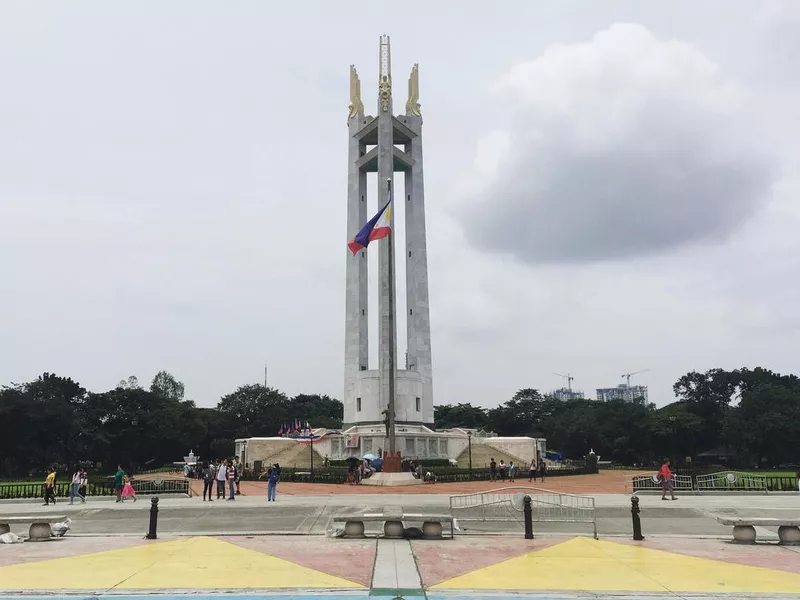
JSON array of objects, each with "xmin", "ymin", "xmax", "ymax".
[{"xmin": 381, "ymin": 451, "xmax": 402, "ymax": 473}]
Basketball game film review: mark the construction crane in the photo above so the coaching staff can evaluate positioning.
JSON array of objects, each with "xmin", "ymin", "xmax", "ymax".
[
  {"xmin": 553, "ymin": 372, "xmax": 574, "ymax": 392},
  {"xmin": 621, "ymin": 369, "xmax": 649, "ymax": 387}
]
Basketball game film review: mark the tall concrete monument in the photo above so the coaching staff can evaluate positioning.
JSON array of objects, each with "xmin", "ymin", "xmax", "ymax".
[
  {"xmin": 235, "ymin": 38, "xmax": 546, "ymax": 481},
  {"xmin": 343, "ymin": 35, "xmax": 434, "ymax": 438}
]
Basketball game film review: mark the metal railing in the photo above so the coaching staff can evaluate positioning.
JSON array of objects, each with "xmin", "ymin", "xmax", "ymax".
[
  {"xmin": 0, "ymin": 481, "xmax": 116, "ymax": 500},
  {"xmin": 131, "ymin": 478, "xmax": 190, "ymax": 496},
  {"xmin": 631, "ymin": 472, "xmax": 693, "ymax": 493},
  {"xmin": 449, "ymin": 486, "xmax": 597, "ymax": 538},
  {"xmin": 695, "ymin": 471, "xmax": 768, "ymax": 494}
]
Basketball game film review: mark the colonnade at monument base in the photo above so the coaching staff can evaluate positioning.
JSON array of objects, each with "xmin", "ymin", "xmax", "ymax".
[{"xmin": 236, "ymin": 428, "xmax": 546, "ymax": 477}]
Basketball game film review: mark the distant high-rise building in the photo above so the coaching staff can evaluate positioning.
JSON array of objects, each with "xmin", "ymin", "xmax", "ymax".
[
  {"xmin": 552, "ymin": 387, "xmax": 585, "ymax": 401},
  {"xmin": 596, "ymin": 384, "xmax": 648, "ymax": 403}
]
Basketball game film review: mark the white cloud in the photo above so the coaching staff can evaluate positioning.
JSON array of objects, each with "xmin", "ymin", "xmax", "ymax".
[{"xmin": 458, "ymin": 23, "xmax": 774, "ymax": 264}]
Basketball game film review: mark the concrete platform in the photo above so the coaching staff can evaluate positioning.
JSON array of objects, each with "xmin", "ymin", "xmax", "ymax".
[{"xmin": 360, "ymin": 472, "xmax": 423, "ymax": 486}]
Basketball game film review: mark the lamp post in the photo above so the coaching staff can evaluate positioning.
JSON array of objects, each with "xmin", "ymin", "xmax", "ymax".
[
  {"xmin": 467, "ymin": 430, "xmax": 473, "ymax": 481},
  {"xmin": 669, "ymin": 415, "xmax": 677, "ymax": 465},
  {"xmin": 309, "ymin": 426, "xmax": 314, "ymax": 477}
]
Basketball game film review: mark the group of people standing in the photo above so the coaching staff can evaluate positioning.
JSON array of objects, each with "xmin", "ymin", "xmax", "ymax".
[
  {"xmin": 488, "ymin": 458, "xmax": 548, "ymax": 483},
  {"xmin": 201, "ymin": 457, "xmax": 242, "ymax": 501}
]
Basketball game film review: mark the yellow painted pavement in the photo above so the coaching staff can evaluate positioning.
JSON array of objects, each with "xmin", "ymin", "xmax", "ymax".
[
  {"xmin": 433, "ymin": 537, "xmax": 800, "ymax": 594},
  {"xmin": 0, "ymin": 537, "xmax": 362, "ymax": 590}
]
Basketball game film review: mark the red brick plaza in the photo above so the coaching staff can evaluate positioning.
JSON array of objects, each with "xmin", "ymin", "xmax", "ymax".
[{"xmin": 150, "ymin": 469, "xmax": 638, "ymax": 496}]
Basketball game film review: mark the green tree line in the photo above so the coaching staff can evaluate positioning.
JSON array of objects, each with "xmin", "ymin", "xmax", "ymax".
[
  {"xmin": 435, "ymin": 367, "xmax": 800, "ymax": 467},
  {"xmin": 2, "ymin": 366, "xmax": 798, "ymax": 477},
  {"xmin": 0, "ymin": 370, "xmax": 342, "ymax": 477}
]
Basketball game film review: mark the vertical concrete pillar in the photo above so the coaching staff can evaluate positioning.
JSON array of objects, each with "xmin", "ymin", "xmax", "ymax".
[
  {"xmin": 404, "ymin": 116, "xmax": 433, "ymax": 426},
  {"xmin": 344, "ymin": 110, "xmax": 368, "ymax": 426}
]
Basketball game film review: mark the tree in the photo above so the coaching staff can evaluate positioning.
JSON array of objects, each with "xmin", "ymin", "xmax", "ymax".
[
  {"xmin": 434, "ymin": 403, "xmax": 489, "ymax": 430},
  {"xmin": 291, "ymin": 394, "xmax": 343, "ymax": 429},
  {"xmin": 217, "ymin": 385, "xmax": 291, "ymax": 438},
  {"xmin": 117, "ymin": 375, "xmax": 141, "ymax": 390},
  {"xmin": 150, "ymin": 371, "xmax": 185, "ymax": 402},
  {"xmin": 727, "ymin": 382, "xmax": 800, "ymax": 465}
]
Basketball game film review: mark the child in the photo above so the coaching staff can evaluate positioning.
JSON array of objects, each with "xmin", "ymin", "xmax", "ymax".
[{"xmin": 121, "ymin": 475, "xmax": 137, "ymax": 502}]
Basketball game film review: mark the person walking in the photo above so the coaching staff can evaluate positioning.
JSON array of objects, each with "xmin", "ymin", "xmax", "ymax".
[
  {"xmin": 234, "ymin": 456, "xmax": 242, "ymax": 495},
  {"xmin": 499, "ymin": 460, "xmax": 507, "ymax": 482},
  {"xmin": 216, "ymin": 459, "xmax": 227, "ymax": 499},
  {"xmin": 43, "ymin": 468, "xmax": 57, "ymax": 506},
  {"xmin": 113, "ymin": 465, "xmax": 126, "ymax": 503},
  {"xmin": 226, "ymin": 461, "xmax": 236, "ymax": 500},
  {"xmin": 266, "ymin": 464, "xmax": 279, "ymax": 502},
  {"xmin": 489, "ymin": 458, "xmax": 497, "ymax": 482},
  {"xmin": 202, "ymin": 461, "xmax": 214, "ymax": 501},
  {"xmin": 659, "ymin": 458, "xmax": 677, "ymax": 501},
  {"xmin": 69, "ymin": 467, "xmax": 85, "ymax": 504},
  {"xmin": 508, "ymin": 461, "xmax": 516, "ymax": 482},
  {"xmin": 79, "ymin": 468, "xmax": 88, "ymax": 501},
  {"xmin": 539, "ymin": 460, "xmax": 547, "ymax": 482},
  {"xmin": 528, "ymin": 459, "xmax": 537, "ymax": 483},
  {"xmin": 121, "ymin": 474, "xmax": 137, "ymax": 502}
]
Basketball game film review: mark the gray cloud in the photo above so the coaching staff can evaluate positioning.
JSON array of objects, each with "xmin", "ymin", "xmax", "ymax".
[{"xmin": 459, "ymin": 23, "xmax": 774, "ymax": 264}]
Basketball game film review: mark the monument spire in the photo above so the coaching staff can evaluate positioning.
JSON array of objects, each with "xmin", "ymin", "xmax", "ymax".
[
  {"xmin": 378, "ymin": 34, "xmax": 392, "ymax": 112},
  {"xmin": 406, "ymin": 64, "xmax": 421, "ymax": 117}
]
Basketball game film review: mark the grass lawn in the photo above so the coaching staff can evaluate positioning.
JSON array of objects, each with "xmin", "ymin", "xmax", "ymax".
[{"xmin": 741, "ymin": 470, "xmax": 797, "ymax": 478}]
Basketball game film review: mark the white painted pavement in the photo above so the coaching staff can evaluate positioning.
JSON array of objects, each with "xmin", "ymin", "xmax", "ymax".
[{"xmin": 371, "ymin": 539, "xmax": 423, "ymax": 592}]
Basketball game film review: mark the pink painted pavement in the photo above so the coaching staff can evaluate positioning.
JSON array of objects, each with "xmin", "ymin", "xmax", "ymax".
[
  {"xmin": 616, "ymin": 537, "xmax": 800, "ymax": 574},
  {"xmin": 0, "ymin": 536, "xmax": 149, "ymax": 568},
  {"xmin": 412, "ymin": 536, "xmax": 567, "ymax": 587},
  {"xmin": 224, "ymin": 535, "xmax": 375, "ymax": 586}
]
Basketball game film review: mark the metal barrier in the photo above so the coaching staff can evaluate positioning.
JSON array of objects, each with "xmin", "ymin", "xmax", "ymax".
[
  {"xmin": 696, "ymin": 471, "xmax": 768, "ymax": 494},
  {"xmin": 449, "ymin": 486, "xmax": 597, "ymax": 538},
  {"xmin": 631, "ymin": 472, "xmax": 693, "ymax": 493},
  {"xmin": 131, "ymin": 478, "xmax": 190, "ymax": 496}
]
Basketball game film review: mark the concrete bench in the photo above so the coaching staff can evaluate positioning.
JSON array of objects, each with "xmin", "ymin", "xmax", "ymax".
[
  {"xmin": 332, "ymin": 512, "xmax": 455, "ymax": 539},
  {"xmin": 716, "ymin": 517, "xmax": 800, "ymax": 545},
  {"xmin": 0, "ymin": 516, "xmax": 67, "ymax": 541}
]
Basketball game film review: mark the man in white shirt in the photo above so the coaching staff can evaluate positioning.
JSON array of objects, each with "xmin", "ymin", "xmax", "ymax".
[{"xmin": 216, "ymin": 459, "xmax": 227, "ymax": 499}]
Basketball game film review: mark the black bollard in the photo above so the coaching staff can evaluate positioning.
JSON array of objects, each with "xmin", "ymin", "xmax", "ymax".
[
  {"xmin": 147, "ymin": 497, "xmax": 159, "ymax": 540},
  {"xmin": 631, "ymin": 495, "xmax": 644, "ymax": 541},
  {"xmin": 523, "ymin": 495, "xmax": 534, "ymax": 540}
]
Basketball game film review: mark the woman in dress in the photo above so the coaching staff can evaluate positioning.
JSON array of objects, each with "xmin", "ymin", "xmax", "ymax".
[{"xmin": 121, "ymin": 474, "xmax": 137, "ymax": 502}]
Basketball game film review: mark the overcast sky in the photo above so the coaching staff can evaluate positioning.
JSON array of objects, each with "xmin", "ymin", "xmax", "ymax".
[{"xmin": 2, "ymin": 1, "xmax": 798, "ymax": 408}]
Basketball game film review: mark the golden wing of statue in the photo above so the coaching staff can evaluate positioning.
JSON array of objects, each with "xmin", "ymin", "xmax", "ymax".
[
  {"xmin": 348, "ymin": 65, "xmax": 364, "ymax": 120},
  {"xmin": 406, "ymin": 63, "xmax": 421, "ymax": 117}
]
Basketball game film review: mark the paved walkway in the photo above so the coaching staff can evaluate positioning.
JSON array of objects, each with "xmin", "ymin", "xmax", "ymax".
[
  {"xmin": 0, "ymin": 533, "xmax": 799, "ymax": 598},
  {"xmin": 3, "ymin": 492, "xmax": 799, "ymax": 538}
]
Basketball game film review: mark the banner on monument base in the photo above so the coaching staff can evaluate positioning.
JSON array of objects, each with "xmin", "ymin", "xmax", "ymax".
[{"xmin": 344, "ymin": 433, "xmax": 360, "ymax": 448}]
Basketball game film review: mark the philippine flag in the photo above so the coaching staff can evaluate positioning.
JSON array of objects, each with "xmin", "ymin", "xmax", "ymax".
[{"xmin": 348, "ymin": 199, "xmax": 392, "ymax": 255}]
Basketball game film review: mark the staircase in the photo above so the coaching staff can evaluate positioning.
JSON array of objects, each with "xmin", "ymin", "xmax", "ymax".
[
  {"xmin": 456, "ymin": 442, "xmax": 528, "ymax": 469},
  {"xmin": 263, "ymin": 442, "xmax": 325, "ymax": 469}
]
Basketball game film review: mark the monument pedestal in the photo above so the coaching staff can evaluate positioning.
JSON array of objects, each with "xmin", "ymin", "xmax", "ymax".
[
  {"xmin": 362, "ymin": 451, "xmax": 421, "ymax": 486},
  {"xmin": 381, "ymin": 451, "xmax": 402, "ymax": 473}
]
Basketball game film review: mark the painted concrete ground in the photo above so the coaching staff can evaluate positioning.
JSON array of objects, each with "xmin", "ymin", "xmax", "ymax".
[{"xmin": 1, "ymin": 534, "xmax": 799, "ymax": 598}]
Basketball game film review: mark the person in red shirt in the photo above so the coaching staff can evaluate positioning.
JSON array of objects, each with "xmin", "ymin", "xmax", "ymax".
[{"xmin": 659, "ymin": 458, "xmax": 676, "ymax": 500}]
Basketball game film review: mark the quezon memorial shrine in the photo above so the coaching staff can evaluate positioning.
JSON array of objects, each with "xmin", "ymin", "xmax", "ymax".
[{"xmin": 237, "ymin": 36, "xmax": 545, "ymax": 482}]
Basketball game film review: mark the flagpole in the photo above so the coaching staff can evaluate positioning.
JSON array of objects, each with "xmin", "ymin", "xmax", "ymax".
[{"xmin": 386, "ymin": 178, "xmax": 396, "ymax": 456}]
